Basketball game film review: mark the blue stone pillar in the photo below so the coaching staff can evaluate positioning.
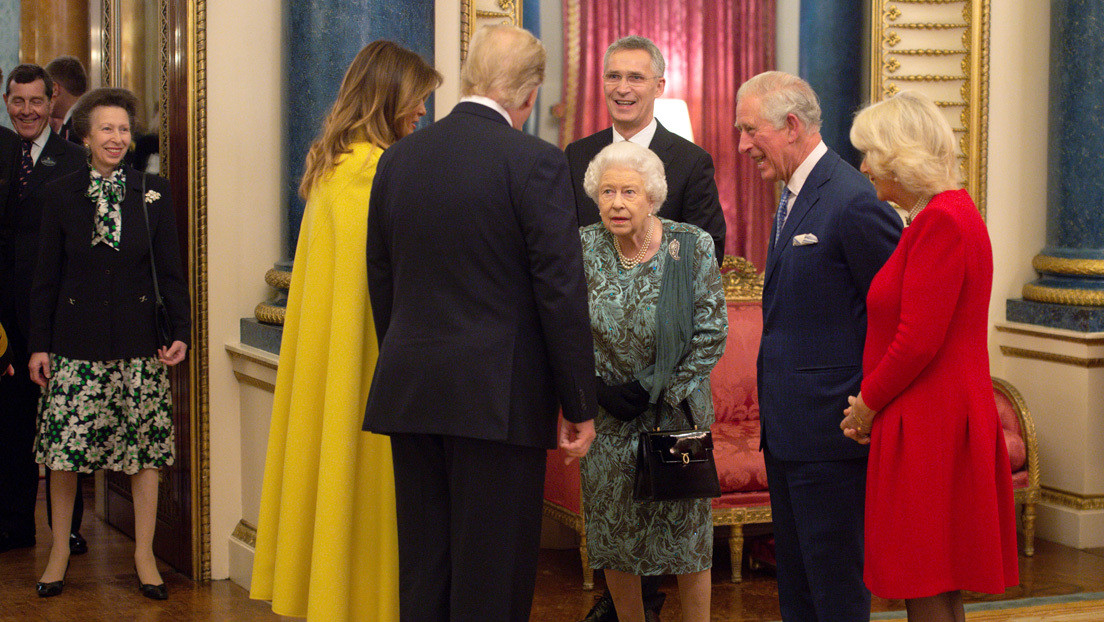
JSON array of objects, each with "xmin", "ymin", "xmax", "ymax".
[
  {"xmin": 284, "ymin": 0, "xmax": 435, "ymax": 253},
  {"xmin": 799, "ymin": 0, "xmax": 862, "ymax": 167},
  {"xmin": 1008, "ymin": 0, "xmax": 1104, "ymax": 331},
  {"xmin": 243, "ymin": 0, "xmax": 435, "ymax": 352}
]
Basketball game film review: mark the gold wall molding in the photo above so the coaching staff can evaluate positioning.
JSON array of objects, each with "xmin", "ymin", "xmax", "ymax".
[
  {"xmin": 721, "ymin": 256, "xmax": 764, "ymax": 301},
  {"xmin": 1041, "ymin": 487, "xmax": 1104, "ymax": 512},
  {"xmin": 460, "ymin": 0, "xmax": 522, "ymax": 61},
  {"xmin": 1023, "ymin": 283, "xmax": 1104, "ymax": 307},
  {"xmin": 995, "ymin": 324, "xmax": 1104, "ymax": 345},
  {"xmin": 231, "ymin": 520, "xmax": 258, "ymax": 548},
  {"xmin": 1032, "ymin": 255, "xmax": 1104, "ymax": 277},
  {"xmin": 999, "ymin": 346, "xmax": 1104, "ymax": 368},
  {"xmin": 870, "ymin": 0, "xmax": 990, "ymax": 219}
]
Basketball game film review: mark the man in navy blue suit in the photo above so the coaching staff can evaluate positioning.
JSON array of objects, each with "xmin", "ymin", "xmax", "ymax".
[
  {"xmin": 736, "ymin": 71, "xmax": 902, "ymax": 621},
  {"xmin": 364, "ymin": 24, "xmax": 596, "ymax": 621}
]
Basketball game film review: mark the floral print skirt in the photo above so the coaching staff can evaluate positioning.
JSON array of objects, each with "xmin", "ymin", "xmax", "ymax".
[{"xmin": 36, "ymin": 355, "xmax": 175, "ymax": 475}]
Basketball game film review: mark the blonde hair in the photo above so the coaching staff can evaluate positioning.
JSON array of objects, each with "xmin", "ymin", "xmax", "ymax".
[
  {"xmin": 299, "ymin": 40, "xmax": 442, "ymax": 199},
  {"xmin": 737, "ymin": 71, "xmax": 821, "ymax": 132},
  {"xmin": 850, "ymin": 91, "xmax": 961, "ymax": 196},
  {"xmin": 583, "ymin": 141, "xmax": 667, "ymax": 211},
  {"xmin": 460, "ymin": 24, "xmax": 545, "ymax": 109}
]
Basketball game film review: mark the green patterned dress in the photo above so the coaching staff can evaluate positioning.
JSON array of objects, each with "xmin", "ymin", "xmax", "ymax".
[{"xmin": 579, "ymin": 219, "xmax": 727, "ymax": 575}]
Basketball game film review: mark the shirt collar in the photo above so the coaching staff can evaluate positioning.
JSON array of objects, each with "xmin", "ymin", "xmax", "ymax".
[
  {"xmin": 612, "ymin": 117, "xmax": 658, "ymax": 148},
  {"xmin": 784, "ymin": 140, "xmax": 827, "ymax": 197},
  {"xmin": 459, "ymin": 95, "xmax": 513, "ymax": 127},
  {"xmin": 26, "ymin": 125, "xmax": 52, "ymax": 164}
]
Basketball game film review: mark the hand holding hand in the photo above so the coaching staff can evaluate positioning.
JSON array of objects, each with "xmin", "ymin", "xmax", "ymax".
[
  {"xmin": 158, "ymin": 341, "xmax": 188, "ymax": 366},
  {"xmin": 28, "ymin": 352, "xmax": 51, "ymax": 387},
  {"xmin": 840, "ymin": 393, "xmax": 875, "ymax": 445},
  {"xmin": 559, "ymin": 418, "xmax": 596, "ymax": 464}
]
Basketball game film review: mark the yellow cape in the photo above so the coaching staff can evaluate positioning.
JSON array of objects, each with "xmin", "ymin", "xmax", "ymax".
[{"xmin": 250, "ymin": 143, "xmax": 398, "ymax": 620}]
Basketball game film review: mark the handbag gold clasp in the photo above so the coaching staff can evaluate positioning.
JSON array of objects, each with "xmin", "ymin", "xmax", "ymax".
[{"xmin": 681, "ymin": 453, "xmax": 690, "ymax": 465}]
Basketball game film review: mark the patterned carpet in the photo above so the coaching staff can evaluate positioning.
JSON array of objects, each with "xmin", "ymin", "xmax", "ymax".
[{"xmin": 869, "ymin": 593, "xmax": 1104, "ymax": 621}]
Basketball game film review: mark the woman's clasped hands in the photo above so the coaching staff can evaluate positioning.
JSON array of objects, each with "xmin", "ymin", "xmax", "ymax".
[{"xmin": 841, "ymin": 392, "xmax": 876, "ymax": 445}]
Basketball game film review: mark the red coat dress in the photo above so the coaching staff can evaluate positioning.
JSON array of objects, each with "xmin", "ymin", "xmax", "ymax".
[{"xmin": 860, "ymin": 189, "xmax": 1019, "ymax": 598}]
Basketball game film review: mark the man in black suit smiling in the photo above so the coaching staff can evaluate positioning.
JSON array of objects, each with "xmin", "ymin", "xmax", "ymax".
[
  {"xmin": 565, "ymin": 36, "xmax": 726, "ymax": 266},
  {"xmin": 0, "ymin": 64, "xmax": 85, "ymax": 555}
]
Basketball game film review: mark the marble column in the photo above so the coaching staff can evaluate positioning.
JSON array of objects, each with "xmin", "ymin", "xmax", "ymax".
[
  {"xmin": 1008, "ymin": 0, "xmax": 1104, "ymax": 330},
  {"xmin": 997, "ymin": 0, "xmax": 1104, "ymax": 550},
  {"xmin": 799, "ymin": 0, "xmax": 862, "ymax": 167},
  {"xmin": 243, "ymin": 0, "xmax": 435, "ymax": 352}
]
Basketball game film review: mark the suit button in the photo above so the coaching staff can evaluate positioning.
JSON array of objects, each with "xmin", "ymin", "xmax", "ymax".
[
  {"xmin": 103, "ymin": 301, "xmax": 109, "ymax": 307},
  {"xmin": 105, "ymin": 269, "xmax": 111, "ymax": 275},
  {"xmin": 763, "ymin": 328, "xmax": 770, "ymax": 336}
]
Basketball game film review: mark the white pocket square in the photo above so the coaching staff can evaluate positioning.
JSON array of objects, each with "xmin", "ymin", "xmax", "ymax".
[{"xmin": 792, "ymin": 233, "xmax": 818, "ymax": 246}]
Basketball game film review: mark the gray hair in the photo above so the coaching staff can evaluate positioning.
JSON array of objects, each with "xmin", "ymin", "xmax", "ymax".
[
  {"xmin": 460, "ymin": 24, "xmax": 545, "ymax": 109},
  {"xmin": 737, "ymin": 71, "xmax": 821, "ymax": 131},
  {"xmin": 583, "ymin": 141, "xmax": 667, "ymax": 211},
  {"xmin": 850, "ymin": 91, "xmax": 961, "ymax": 195},
  {"xmin": 603, "ymin": 36, "xmax": 665, "ymax": 78}
]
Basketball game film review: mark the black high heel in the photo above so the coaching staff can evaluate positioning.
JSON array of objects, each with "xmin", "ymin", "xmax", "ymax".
[
  {"xmin": 135, "ymin": 564, "xmax": 168, "ymax": 600},
  {"xmin": 36, "ymin": 559, "xmax": 69, "ymax": 598}
]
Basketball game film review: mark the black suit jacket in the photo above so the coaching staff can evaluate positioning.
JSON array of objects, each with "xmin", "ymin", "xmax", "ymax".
[
  {"xmin": 0, "ymin": 129, "xmax": 85, "ymax": 362},
  {"xmin": 757, "ymin": 147, "xmax": 902, "ymax": 461},
  {"xmin": 28, "ymin": 165, "xmax": 191, "ymax": 360},
  {"xmin": 363, "ymin": 101, "xmax": 596, "ymax": 449},
  {"xmin": 565, "ymin": 121, "xmax": 726, "ymax": 262},
  {"xmin": 0, "ymin": 127, "xmax": 18, "ymax": 223}
]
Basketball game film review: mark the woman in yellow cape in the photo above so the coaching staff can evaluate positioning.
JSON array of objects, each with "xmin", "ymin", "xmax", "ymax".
[{"xmin": 250, "ymin": 41, "xmax": 441, "ymax": 621}]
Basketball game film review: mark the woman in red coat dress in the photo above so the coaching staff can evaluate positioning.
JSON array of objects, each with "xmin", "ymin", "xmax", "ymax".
[{"xmin": 841, "ymin": 91, "xmax": 1018, "ymax": 621}]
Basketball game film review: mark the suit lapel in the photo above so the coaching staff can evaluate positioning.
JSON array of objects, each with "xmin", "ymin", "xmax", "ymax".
[
  {"xmin": 21, "ymin": 132, "xmax": 71, "ymax": 198},
  {"xmin": 764, "ymin": 149, "xmax": 838, "ymax": 289}
]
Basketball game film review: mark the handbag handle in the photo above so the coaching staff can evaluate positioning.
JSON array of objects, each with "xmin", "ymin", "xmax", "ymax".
[
  {"xmin": 137, "ymin": 173, "xmax": 166, "ymax": 311},
  {"xmin": 648, "ymin": 397, "xmax": 697, "ymax": 431}
]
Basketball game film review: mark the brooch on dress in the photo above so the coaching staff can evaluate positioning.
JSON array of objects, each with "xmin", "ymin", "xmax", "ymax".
[
  {"xmin": 669, "ymin": 238, "xmax": 681, "ymax": 260},
  {"xmin": 145, "ymin": 190, "xmax": 161, "ymax": 203}
]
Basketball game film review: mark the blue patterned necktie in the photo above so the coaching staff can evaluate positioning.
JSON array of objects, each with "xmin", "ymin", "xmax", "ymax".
[
  {"xmin": 773, "ymin": 186, "xmax": 792, "ymax": 246},
  {"xmin": 18, "ymin": 140, "xmax": 33, "ymax": 190}
]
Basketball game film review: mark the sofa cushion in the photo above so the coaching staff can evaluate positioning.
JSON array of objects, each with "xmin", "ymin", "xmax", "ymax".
[
  {"xmin": 993, "ymin": 388, "xmax": 1027, "ymax": 473},
  {"xmin": 712, "ymin": 420, "xmax": 768, "ymax": 493},
  {"xmin": 711, "ymin": 301, "xmax": 762, "ymax": 424}
]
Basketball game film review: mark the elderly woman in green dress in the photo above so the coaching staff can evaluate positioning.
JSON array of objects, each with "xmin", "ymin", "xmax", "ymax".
[{"xmin": 579, "ymin": 141, "xmax": 727, "ymax": 622}]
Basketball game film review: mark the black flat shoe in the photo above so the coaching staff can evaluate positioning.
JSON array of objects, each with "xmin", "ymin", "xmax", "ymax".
[
  {"xmin": 69, "ymin": 532, "xmax": 88, "ymax": 555},
  {"xmin": 138, "ymin": 580, "xmax": 168, "ymax": 600},
  {"xmin": 36, "ymin": 578, "xmax": 64, "ymax": 597}
]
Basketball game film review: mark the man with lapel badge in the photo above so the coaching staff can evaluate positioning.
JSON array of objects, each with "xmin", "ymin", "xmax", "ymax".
[
  {"xmin": 735, "ymin": 71, "xmax": 902, "ymax": 621},
  {"xmin": 363, "ymin": 24, "xmax": 596, "ymax": 621},
  {"xmin": 565, "ymin": 36, "xmax": 726, "ymax": 266},
  {"xmin": 0, "ymin": 64, "xmax": 85, "ymax": 554}
]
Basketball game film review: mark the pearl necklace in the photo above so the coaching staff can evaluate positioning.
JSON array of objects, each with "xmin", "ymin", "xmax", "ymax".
[
  {"xmin": 614, "ymin": 215, "xmax": 655, "ymax": 270},
  {"xmin": 906, "ymin": 195, "xmax": 931, "ymax": 225}
]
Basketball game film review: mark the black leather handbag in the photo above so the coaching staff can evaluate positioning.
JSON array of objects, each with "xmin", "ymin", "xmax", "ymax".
[
  {"xmin": 633, "ymin": 399, "xmax": 721, "ymax": 502},
  {"xmin": 138, "ymin": 173, "xmax": 174, "ymax": 347}
]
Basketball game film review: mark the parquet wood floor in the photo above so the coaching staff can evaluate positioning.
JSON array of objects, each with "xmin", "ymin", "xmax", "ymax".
[{"xmin": 2, "ymin": 484, "xmax": 1103, "ymax": 621}]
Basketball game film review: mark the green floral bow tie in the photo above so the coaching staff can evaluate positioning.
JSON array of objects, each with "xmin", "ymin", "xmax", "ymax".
[{"xmin": 87, "ymin": 167, "xmax": 126, "ymax": 249}]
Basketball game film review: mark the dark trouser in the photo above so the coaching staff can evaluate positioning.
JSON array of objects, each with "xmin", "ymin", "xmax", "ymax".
[
  {"xmin": 390, "ymin": 433, "xmax": 547, "ymax": 622},
  {"xmin": 0, "ymin": 368, "xmax": 41, "ymax": 540},
  {"xmin": 764, "ymin": 450, "xmax": 870, "ymax": 622},
  {"xmin": 46, "ymin": 471, "xmax": 84, "ymax": 532}
]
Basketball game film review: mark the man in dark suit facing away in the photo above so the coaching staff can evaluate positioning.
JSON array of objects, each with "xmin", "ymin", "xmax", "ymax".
[
  {"xmin": 363, "ymin": 24, "xmax": 597, "ymax": 622},
  {"xmin": 0, "ymin": 64, "xmax": 85, "ymax": 554},
  {"xmin": 565, "ymin": 35, "xmax": 726, "ymax": 265},
  {"xmin": 736, "ymin": 71, "xmax": 902, "ymax": 621},
  {"xmin": 45, "ymin": 56, "xmax": 88, "ymax": 144}
]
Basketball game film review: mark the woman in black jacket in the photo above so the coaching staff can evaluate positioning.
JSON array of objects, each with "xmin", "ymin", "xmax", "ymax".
[{"xmin": 27, "ymin": 88, "xmax": 189, "ymax": 599}]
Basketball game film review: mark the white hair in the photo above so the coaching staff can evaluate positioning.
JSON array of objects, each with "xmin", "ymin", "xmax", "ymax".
[
  {"xmin": 737, "ymin": 71, "xmax": 821, "ymax": 131},
  {"xmin": 583, "ymin": 141, "xmax": 667, "ymax": 211}
]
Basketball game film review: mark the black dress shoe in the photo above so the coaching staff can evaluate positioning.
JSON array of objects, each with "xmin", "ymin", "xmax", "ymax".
[
  {"xmin": 138, "ymin": 580, "xmax": 168, "ymax": 600},
  {"xmin": 36, "ymin": 578, "xmax": 65, "ymax": 597},
  {"xmin": 0, "ymin": 531, "xmax": 35, "ymax": 553},
  {"xmin": 36, "ymin": 560, "xmax": 69, "ymax": 597},
  {"xmin": 579, "ymin": 591, "xmax": 617, "ymax": 622},
  {"xmin": 69, "ymin": 532, "xmax": 88, "ymax": 555}
]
